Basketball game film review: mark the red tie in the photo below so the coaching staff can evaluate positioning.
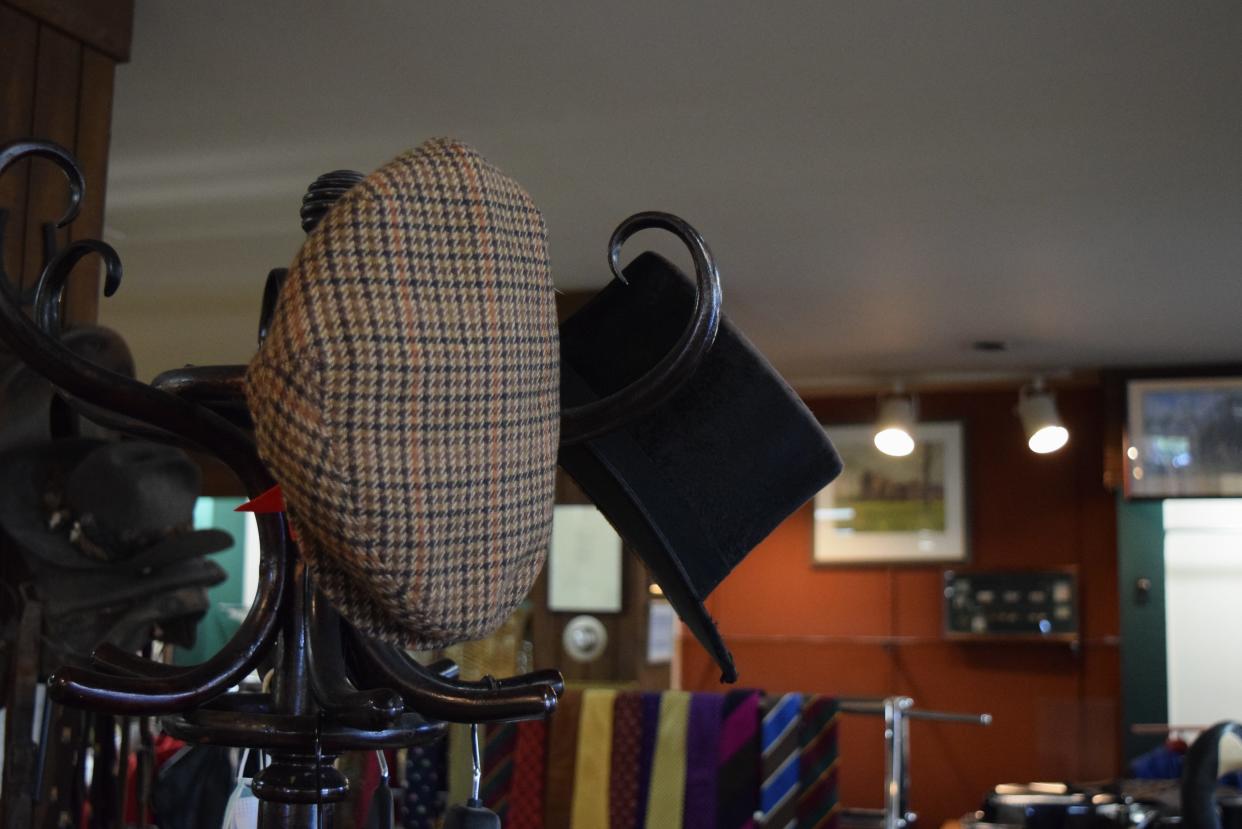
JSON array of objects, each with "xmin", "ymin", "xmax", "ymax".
[
  {"xmin": 609, "ymin": 692, "xmax": 644, "ymax": 829},
  {"xmin": 507, "ymin": 719, "xmax": 548, "ymax": 829}
]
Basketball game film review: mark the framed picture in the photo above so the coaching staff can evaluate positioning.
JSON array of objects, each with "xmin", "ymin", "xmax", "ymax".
[
  {"xmin": 812, "ymin": 421, "xmax": 968, "ymax": 565},
  {"xmin": 547, "ymin": 504, "xmax": 624, "ymax": 612},
  {"xmin": 1126, "ymin": 377, "xmax": 1242, "ymax": 498}
]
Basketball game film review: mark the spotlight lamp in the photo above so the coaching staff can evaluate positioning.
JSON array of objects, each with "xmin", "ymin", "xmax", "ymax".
[
  {"xmin": 1017, "ymin": 379, "xmax": 1069, "ymax": 454},
  {"xmin": 874, "ymin": 389, "xmax": 917, "ymax": 457}
]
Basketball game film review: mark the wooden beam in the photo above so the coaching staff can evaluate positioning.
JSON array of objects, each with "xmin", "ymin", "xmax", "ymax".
[
  {"xmin": 0, "ymin": 6, "xmax": 38, "ymax": 288},
  {"xmin": 66, "ymin": 46, "xmax": 115, "ymax": 324},
  {"xmin": 20, "ymin": 23, "xmax": 81, "ymax": 296}
]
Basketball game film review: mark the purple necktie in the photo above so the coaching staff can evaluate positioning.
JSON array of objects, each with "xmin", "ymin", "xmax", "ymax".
[{"xmin": 683, "ymin": 693, "xmax": 724, "ymax": 828}]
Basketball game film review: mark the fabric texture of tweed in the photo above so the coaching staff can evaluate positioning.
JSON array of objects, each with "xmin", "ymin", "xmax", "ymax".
[{"xmin": 245, "ymin": 137, "xmax": 559, "ymax": 648}]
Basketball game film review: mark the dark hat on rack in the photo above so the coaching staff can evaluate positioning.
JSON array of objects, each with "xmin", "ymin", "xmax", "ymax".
[
  {"xmin": 0, "ymin": 324, "xmax": 135, "ymax": 453},
  {"xmin": 36, "ymin": 568, "xmax": 225, "ymax": 672},
  {"xmin": 0, "ymin": 438, "xmax": 233, "ymax": 572},
  {"xmin": 245, "ymin": 137, "xmax": 559, "ymax": 650},
  {"xmin": 558, "ymin": 251, "xmax": 843, "ymax": 683}
]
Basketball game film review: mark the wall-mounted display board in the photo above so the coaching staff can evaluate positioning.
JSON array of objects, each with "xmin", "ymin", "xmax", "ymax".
[
  {"xmin": 1126, "ymin": 377, "xmax": 1242, "ymax": 498},
  {"xmin": 943, "ymin": 568, "xmax": 1078, "ymax": 641}
]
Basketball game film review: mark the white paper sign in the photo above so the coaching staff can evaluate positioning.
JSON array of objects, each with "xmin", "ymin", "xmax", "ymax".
[
  {"xmin": 548, "ymin": 505, "xmax": 623, "ymax": 612},
  {"xmin": 646, "ymin": 599, "xmax": 676, "ymax": 664}
]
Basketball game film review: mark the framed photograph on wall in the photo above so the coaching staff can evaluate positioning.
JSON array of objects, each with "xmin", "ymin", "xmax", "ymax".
[
  {"xmin": 812, "ymin": 421, "xmax": 968, "ymax": 565},
  {"xmin": 1127, "ymin": 377, "xmax": 1242, "ymax": 497}
]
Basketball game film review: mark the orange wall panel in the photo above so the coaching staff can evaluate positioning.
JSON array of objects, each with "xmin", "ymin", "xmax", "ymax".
[{"xmin": 682, "ymin": 386, "xmax": 1119, "ymax": 828}]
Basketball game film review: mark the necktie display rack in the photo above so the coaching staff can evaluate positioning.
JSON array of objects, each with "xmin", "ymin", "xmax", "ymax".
[
  {"xmin": 839, "ymin": 695, "xmax": 993, "ymax": 829},
  {"xmin": 0, "ymin": 138, "xmax": 722, "ymax": 829}
]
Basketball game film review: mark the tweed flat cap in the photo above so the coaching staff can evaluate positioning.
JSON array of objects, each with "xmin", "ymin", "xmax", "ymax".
[{"xmin": 246, "ymin": 138, "xmax": 559, "ymax": 649}]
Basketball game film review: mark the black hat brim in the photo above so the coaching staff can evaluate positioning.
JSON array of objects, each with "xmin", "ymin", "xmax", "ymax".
[{"xmin": 0, "ymin": 439, "xmax": 232, "ymax": 572}]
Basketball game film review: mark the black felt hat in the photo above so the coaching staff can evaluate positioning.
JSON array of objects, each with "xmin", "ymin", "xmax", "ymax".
[
  {"xmin": 0, "ymin": 439, "xmax": 232, "ymax": 572},
  {"xmin": 0, "ymin": 325, "xmax": 135, "ymax": 453},
  {"xmin": 558, "ymin": 251, "xmax": 843, "ymax": 682}
]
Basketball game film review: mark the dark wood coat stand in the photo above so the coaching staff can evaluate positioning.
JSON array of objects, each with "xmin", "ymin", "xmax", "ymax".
[{"xmin": 0, "ymin": 139, "xmax": 722, "ymax": 829}]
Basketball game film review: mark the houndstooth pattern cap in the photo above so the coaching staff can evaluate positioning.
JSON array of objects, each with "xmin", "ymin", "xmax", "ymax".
[{"xmin": 246, "ymin": 138, "xmax": 559, "ymax": 648}]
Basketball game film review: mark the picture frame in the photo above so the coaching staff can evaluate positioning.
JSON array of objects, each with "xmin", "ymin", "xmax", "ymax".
[
  {"xmin": 1126, "ymin": 377, "xmax": 1242, "ymax": 498},
  {"xmin": 812, "ymin": 421, "xmax": 968, "ymax": 565},
  {"xmin": 547, "ymin": 504, "xmax": 624, "ymax": 612}
]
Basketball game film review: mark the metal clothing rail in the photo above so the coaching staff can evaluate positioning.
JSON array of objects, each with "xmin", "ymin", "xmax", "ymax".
[{"xmin": 837, "ymin": 696, "xmax": 992, "ymax": 829}]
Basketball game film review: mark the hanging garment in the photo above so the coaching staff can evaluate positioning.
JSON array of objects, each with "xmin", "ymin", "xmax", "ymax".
[
  {"xmin": 354, "ymin": 750, "xmax": 382, "ymax": 829},
  {"xmin": 545, "ymin": 690, "xmax": 583, "ymax": 829},
  {"xmin": 218, "ymin": 749, "xmax": 262, "ymax": 829},
  {"xmin": 364, "ymin": 751, "xmax": 396, "ymax": 829},
  {"xmin": 507, "ymin": 719, "xmax": 548, "ymax": 829},
  {"xmin": 402, "ymin": 738, "xmax": 447, "ymax": 829},
  {"xmin": 608, "ymin": 693, "xmax": 644, "ymax": 829},
  {"xmin": 684, "ymin": 693, "xmax": 724, "ymax": 829},
  {"xmin": 645, "ymin": 691, "xmax": 691, "ymax": 828},
  {"xmin": 797, "ymin": 697, "xmax": 840, "ymax": 829},
  {"xmin": 153, "ymin": 744, "xmax": 235, "ymax": 829},
  {"xmin": 86, "ymin": 713, "xmax": 117, "ymax": 829},
  {"xmin": 635, "ymin": 692, "xmax": 662, "ymax": 825},
  {"xmin": 758, "ymin": 693, "xmax": 804, "ymax": 828},
  {"xmin": 717, "ymin": 690, "xmax": 762, "ymax": 829},
  {"xmin": 482, "ymin": 723, "xmax": 518, "ymax": 823},
  {"xmin": 124, "ymin": 732, "xmax": 185, "ymax": 827},
  {"xmin": 570, "ymin": 689, "xmax": 617, "ymax": 828}
]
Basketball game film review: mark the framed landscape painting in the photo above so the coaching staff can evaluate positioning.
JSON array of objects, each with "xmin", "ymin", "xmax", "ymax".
[{"xmin": 812, "ymin": 421, "xmax": 968, "ymax": 565}]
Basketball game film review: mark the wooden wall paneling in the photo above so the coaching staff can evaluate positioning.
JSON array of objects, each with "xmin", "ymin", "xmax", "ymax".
[
  {"xmin": 5, "ymin": 0, "xmax": 132, "ymax": 61},
  {"xmin": 526, "ymin": 468, "xmax": 666, "ymax": 686},
  {"xmin": 0, "ymin": 6, "xmax": 38, "ymax": 288},
  {"xmin": 20, "ymin": 23, "xmax": 81, "ymax": 295},
  {"xmin": 66, "ymin": 45, "xmax": 114, "ymax": 325}
]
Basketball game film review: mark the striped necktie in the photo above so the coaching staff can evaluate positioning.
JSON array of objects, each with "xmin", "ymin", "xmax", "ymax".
[
  {"xmin": 717, "ymin": 690, "xmax": 761, "ymax": 829},
  {"xmin": 797, "ymin": 696, "xmax": 840, "ymax": 829},
  {"xmin": 759, "ymin": 693, "xmax": 804, "ymax": 828},
  {"xmin": 481, "ymin": 722, "xmax": 517, "ymax": 824},
  {"xmin": 635, "ymin": 692, "xmax": 662, "ymax": 823}
]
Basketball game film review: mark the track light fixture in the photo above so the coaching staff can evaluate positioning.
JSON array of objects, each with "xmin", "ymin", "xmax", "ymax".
[
  {"xmin": 874, "ymin": 387, "xmax": 917, "ymax": 457},
  {"xmin": 1017, "ymin": 378, "xmax": 1068, "ymax": 454}
]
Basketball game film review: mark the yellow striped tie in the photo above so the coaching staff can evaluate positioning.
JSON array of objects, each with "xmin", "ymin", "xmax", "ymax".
[
  {"xmin": 645, "ymin": 691, "xmax": 691, "ymax": 828},
  {"xmin": 571, "ymin": 689, "xmax": 617, "ymax": 828}
]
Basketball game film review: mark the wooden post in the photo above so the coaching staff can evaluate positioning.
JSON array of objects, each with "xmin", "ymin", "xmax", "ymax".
[{"xmin": 0, "ymin": 0, "xmax": 132, "ymax": 325}]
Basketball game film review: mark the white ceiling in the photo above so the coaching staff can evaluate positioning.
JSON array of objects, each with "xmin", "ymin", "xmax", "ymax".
[{"xmin": 99, "ymin": 1, "xmax": 1242, "ymax": 386}]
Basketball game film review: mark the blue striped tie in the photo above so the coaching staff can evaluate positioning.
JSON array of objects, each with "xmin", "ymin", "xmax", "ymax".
[{"xmin": 759, "ymin": 693, "xmax": 804, "ymax": 828}]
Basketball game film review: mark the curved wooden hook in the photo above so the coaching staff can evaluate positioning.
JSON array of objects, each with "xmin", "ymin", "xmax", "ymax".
[
  {"xmin": 0, "ymin": 140, "xmax": 83, "ymax": 228},
  {"xmin": 305, "ymin": 580, "xmax": 405, "ymax": 728},
  {"xmin": 33, "ymin": 238, "xmax": 123, "ymax": 333},
  {"xmin": 0, "ymin": 139, "xmax": 289, "ymax": 713},
  {"xmin": 559, "ymin": 211, "xmax": 723, "ymax": 446},
  {"xmin": 347, "ymin": 629, "xmax": 558, "ymax": 724}
]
